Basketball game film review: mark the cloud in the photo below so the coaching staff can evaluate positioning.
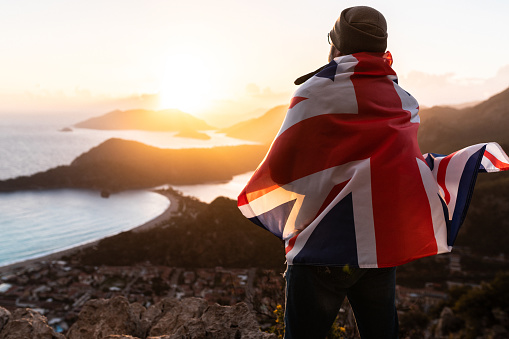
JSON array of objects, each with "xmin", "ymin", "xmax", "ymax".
[
  {"xmin": 244, "ymin": 83, "xmax": 291, "ymax": 101},
  {"xmin": 0, "ymin": 89, "xmax": 160, "ymax": 115},
  {"xmin": 196, "ymin": 84, "xmax": 292, "ymax": 127},
  {"xmin": 0, "ymin": 81, "xmax": 293, "ymax": 128},
  {"xmin": 401, "ymin": 64, "xmax": 509, "ymax": 107},
  {"xmin": 245, "ymin": 83, "xmax": 261, "ymax": 96}
]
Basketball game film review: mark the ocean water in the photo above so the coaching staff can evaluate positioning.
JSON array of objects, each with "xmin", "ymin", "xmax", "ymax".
[
  {"xmin": 0, "ymin": 113, "xmax": 256, "ymax": 180},
  {"xmin": 172, "ymin": 171, "xmax": 254, "ymax": 203},
  {"xmin": 0, "ymin": 189, "xmax": 169, "ymax": 267},
  {"xmin": 0, "ymin": 113, "xmax": 254, "ymax": 267}
]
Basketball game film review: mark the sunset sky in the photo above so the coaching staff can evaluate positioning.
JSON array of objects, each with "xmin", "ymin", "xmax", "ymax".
[{"xmin": 1, "ymin": 0, "xmax": 508, "ymax": 124}]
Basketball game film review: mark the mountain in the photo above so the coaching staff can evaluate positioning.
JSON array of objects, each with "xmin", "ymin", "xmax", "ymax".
[
  {"xmin": 417, "ymin": 87, "xmax": 509, "ymax": 256},
  {"xmin": 74, "ymin": 109, "xmax": 215, "ymax": 132},
  {"xmin": 418, "ymin": 87, "xmax": 509, "ymax": 154},
  {"xmin": 220, "ymin": 105, "xmax": 287, "ymax": 144},
  {"xmin": 0, "ymin": 138, "xmax": 268, "ymax": 192},
  {"xmin": 218, "ymin": 87, "xmax": 509, "ymax": 152}
]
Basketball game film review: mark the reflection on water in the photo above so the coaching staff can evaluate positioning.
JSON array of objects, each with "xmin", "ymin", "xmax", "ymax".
[
  {"xmin": 0, "ymin": 113, "xmax": 257, "ymax": 180},
  {"xmin": 171, "ymin": 171, "xmax": 254, "ymax": 203}
]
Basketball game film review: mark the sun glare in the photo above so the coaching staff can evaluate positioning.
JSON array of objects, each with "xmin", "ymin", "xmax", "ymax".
[{"xmin": 159, "ymin": 53, "xmax": 213, "ymax": 114}]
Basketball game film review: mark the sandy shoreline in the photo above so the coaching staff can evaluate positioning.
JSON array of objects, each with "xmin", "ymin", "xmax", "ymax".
[{"xmin": 0, "ymin": 190, "xmax": 180, "ymax": 275}]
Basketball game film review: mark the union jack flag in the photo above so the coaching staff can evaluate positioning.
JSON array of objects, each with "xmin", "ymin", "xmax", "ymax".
[{"xmin": 238, "ymin": 52, "xmax": 509, "ymax": 268}]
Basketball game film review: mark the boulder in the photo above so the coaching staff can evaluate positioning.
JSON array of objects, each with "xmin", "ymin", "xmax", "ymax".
[
  {"xmin": 146, "ymin": 298, "xmax": 208, "ymax": 337},
  {"xmin": 146, "ymin": 297, "xmax": 276, "ymax": 338},
  {"xmin": 3, "ymin": 296, "xmax": 276, "ymax": 339},
  {"xmin": 0, "ymin": 308, "xmax": 64, "ymax": 339},
  {"xmin": 434, "ymin": 307, "xmax": 464, "ymax": 338},
  {"xmin": 0, "ymin": 307, "xmax": 10, "ymax": 333},
  {"xmin": 66, "ymin": 295, "xmax": 145, "ymax": 339}
]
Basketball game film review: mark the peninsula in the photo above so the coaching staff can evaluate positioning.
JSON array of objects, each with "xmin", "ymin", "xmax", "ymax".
[
  {"xmin": 0, "ymin": 139, "xmax": 269, "ymax": 192},
  {"xmin": 75, "ymin": 108, "xmax": 214, "ymax": 132}
]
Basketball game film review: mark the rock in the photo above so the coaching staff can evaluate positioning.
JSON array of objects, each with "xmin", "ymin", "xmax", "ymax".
[
  {"xmin": 2, "ymin": 297, "xmax": 275, "ymax": 339},
  {"xmin": 492, "ymin": 307, "xmax": 508, "ymax": 327},
  {"xmin": 434, "ymin": 307, "xmax": 464, "ymax": 338},
  {"xmin": 0, "ymin": 308, "xmax": 64, "ymax": 339},
  {"xmin": 203, "ymin": 302, "xmax": 258, "ymax": 330},
  {"xmin": 0, "ymin": 307, "xmax": 10, "ymax": 333},
  {"xmin": 147, "ymin": 297, "xmax": 208, "ymax": 337},
  {"xmin": 147, "ymin": 297, "xmax": 276, "ymax": 338},
  {"xmin": 66, "ymin": 295, "xmax": 145, "ymax": 339},
  {"xmin": 489, "ymin": 324, "xmax": 508, "ymax": 337}
]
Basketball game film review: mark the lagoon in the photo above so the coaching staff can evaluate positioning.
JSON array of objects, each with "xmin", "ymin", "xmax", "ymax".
[{"xmin": 0, "ymin": 113, "xmax": 254, "ymax": 267}]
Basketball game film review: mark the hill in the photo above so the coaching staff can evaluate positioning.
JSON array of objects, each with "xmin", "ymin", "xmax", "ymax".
[
  {"xmin": 0, "ymin": 139, "xmax": 268, "ymax": 192},
  {"xmin": 74, "ymin": 108, "xmax": 214, "ymax": 132},
  {"xmin": 454, "ymin": 173, "xmax": 509, "ymax": 255},
  {"xmin": 77, "ymin": 194, "xmax": 285, "ymax": 269},
  {"xmin": 417, "ymin": 87, "xmax": 509, "ymax": 256},
  {"xmin": 218, "ymin": 87, "xmax": 509, "ymax": 152},
  {"xmin": 220, "ymin": 105, "xmax": 287, "ymax": 144},
  {"xmin": 418, "ymin": 87, "xmax": 509, "ymax": 154}
]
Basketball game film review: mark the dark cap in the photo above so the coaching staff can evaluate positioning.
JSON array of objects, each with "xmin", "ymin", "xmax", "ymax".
[{"xmin": 329, "ymin": 6, "xmax": 388, "ymax": 55}]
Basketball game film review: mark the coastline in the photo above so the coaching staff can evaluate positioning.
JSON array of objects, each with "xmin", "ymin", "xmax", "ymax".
[{"xmin": 0, "ymin": 190, "xmax": 180, "ymax": 275}]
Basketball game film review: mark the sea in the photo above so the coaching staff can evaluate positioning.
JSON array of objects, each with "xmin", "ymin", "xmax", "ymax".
[{"xmin": 0, "ymin": 112, "xmax": 255, "ymax": 268}]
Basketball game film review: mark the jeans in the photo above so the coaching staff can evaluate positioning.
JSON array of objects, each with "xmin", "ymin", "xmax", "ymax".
[{"xmin": 284, "ymin": 265, "xmax": 398, "ymax": 339}]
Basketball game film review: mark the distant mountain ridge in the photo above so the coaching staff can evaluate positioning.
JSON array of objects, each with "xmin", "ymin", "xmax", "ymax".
[
  {"xmin": 417, "ymin": 87, "xmax": 509, "ymax": 256},
  {"xmin": 418, "ymin": 87, "xmax": 509, "ymax": 154},
  {"xmin": 218, "ymin": 87, "xmax": 509, "ymax": 152},
  {"xmin": 75, "ymin": 108, "xmax": 214, "ymax": 132},
  {"xmin": 74, "ymin": 106, "xmax": 288, "ymax": 144},
  {"xmin": 220, "ymin": 105, "xmax": 288, "ymax": 144}
]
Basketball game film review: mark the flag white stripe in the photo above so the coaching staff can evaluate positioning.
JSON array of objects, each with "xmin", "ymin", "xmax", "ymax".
[
  {"xmin": 351, "ymin": 160, "xmax": 377, "ymax": 267},
  {"xmin": 483, "ymin": 142, "xmax": 509, "ymax": 172},
  {"xmin": 390, "ymin": 76, "xmax": 420, "ymax": 124},
  {"xmin": 285, "ymin": 159, "xmax": 376, "ymax": 266},
  {"xmin": 276, "ymin": 55, "xmax": 359, "ymax": 138},
  {"xmin": 416, "ymin": 158, "xmax": 450, "ymax": 254},
  {"xmin": 445, "ymin": 144, "xmax": 485, "ymax": 217}
]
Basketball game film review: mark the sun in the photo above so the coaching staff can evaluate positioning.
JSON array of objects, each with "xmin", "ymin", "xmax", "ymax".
[{"xmin": 159, "ymin": 53, "xmax": 213, "ymax": 114}]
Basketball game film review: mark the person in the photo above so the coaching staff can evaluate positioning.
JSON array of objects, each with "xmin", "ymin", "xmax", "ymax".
[
  {"xmin": 287, "ymin": 7, "xmax": 399, "ymax": 338},
  {"xmin": 237, "ymin": 5, "xmax": 509, "ymax": 339}
]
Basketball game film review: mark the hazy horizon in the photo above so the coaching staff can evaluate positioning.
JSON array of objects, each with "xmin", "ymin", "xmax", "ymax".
[
  {"xmin": 1, "ymin": 0, "xmax": 508, "ymax": 126},
  {"xmin": 2, "ymin": 85, "xmax": 506, "ymax": 129}
]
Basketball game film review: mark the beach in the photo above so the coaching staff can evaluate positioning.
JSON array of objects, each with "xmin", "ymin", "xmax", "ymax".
[{"xmin": 0, "ymin": 190, "xmax": 180, "ymax": 275}]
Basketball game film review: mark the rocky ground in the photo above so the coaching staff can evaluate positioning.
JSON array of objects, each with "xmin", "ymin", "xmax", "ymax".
[{"xmin": 0, "ymin": 296, "xmax": 276, "ymax": 339}]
